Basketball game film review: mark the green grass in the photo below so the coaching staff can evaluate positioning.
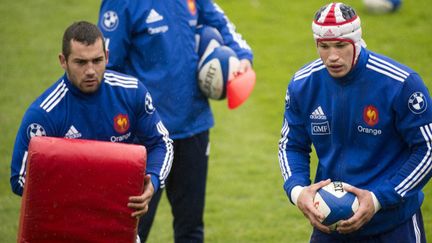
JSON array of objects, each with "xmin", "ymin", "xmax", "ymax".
[{"xmin": 0, "ymin": 0, "xmax": 431, "ymax": 242}]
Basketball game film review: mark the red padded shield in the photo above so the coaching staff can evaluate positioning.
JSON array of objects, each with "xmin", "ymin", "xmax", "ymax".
[{"xmin": 18, "ymin": 137, "xmax": 146, "ymax": 243}]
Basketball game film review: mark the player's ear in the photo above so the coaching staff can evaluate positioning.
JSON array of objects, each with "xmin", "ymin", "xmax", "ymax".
[{"xmin": 59, "ymin": 53, "xmax": 67, "ymax": 70}]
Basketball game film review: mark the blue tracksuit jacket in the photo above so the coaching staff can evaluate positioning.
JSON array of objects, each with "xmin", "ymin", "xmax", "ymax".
[
  {"xmin": 98, "ymin": 0, "xmax": 253, "ymax": 139},
  {"xmin": 10, "ymin": 70, "xmax": 174, "ymax": 196},
  {"xmin": 279, "ymin": 47, "xmax": 432, "ymax": 236}
]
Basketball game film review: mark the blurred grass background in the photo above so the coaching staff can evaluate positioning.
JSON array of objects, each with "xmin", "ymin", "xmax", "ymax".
[{"xmin": 0, "ymin": 0, "xmax": 430, "ymax": 242}]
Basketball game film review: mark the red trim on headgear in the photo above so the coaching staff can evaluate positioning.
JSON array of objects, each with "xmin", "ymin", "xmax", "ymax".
[
  {"xmin": 324, "ymin": 3, "xmax": 337, "ymax": 25},
  {"xmin": 314, "ymin": 2, "xmax": 358, "ymax": 27},
  {"xmin": 314, "ymin": 15, "xmax": 358, "ymax": 26}
]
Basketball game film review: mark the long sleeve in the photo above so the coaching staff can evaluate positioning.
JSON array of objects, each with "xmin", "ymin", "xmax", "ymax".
[
  {"xmin": 374, "ymin": 73, "xmax": 432, "ymax": 208},
  {"xmin": 278, "ymin": 84, "xmax": 312, "ymax": 204},
  {"xmin": 197, "ymin": 0, "xmax": 253, "ymax": 62},
  {"xmin": 134, "ymin": 83, "xmax": 174, "ymax": 192},
  {"xmin": 10, "ymin": 109, "xmax": 55, "ymax": 196}
]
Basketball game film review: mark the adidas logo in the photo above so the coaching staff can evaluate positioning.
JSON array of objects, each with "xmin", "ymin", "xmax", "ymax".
[
  {"xmin": 310, "ymin": 106, "xmax": 327, "ymax": 120},
  {"xmin": 65, "ymin": 125, "xmax": 82, "ymax": 139},
  {"xmin": 146, "ymin": 9, "xmax": 163, "ymax": 24},
  {"xmin": 323, "ymin": 29, "xmax": 335, "ymax": 37}
]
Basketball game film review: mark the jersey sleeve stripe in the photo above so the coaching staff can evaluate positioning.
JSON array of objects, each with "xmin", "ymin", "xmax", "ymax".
[
  {"xmin": 104, "ymin": 80, "xmax": 138, "ymax": 89},
  {"xmin": 395, "ymin": 123, "xmax": 432, "ymax": 197},
  {"xmin": 104, "ymin": 76, "xmax": 139, "ymax": 85},
  {"xmin": 366, "ymin": 64, "xmax": 405, "ymax": 82},
  {"xmin": 368, "ymin": 59, "xmax": 408, "ymax": 79},
  {"xmin": 156, "ymin": 121, "xmax": 174, "ymax": 188},
  {"xmin": 18, "ymin": 151, "xmax": 28, "ymax": 187},
  {"xmin": 369, "ymin": 54, "xmax": 410, "ymax": 77},
  {"xmin": 367, "ymin": 60, "xmax": 409, "ymax": 83},
  {"xmin": 104, "ymin": 72, "xmax": 139, "ymax": 82},
  {"xmin": 294, "ymin": 59, "xmax": 323, "ymax": 77},
  {"xmin": 104, "ymin": 78, "xmax": 138, "ymax": 85},
  {"xmin": 213, "ymin": 3, "xmax": 252, "ymax": 51},
  {"xmin": 413, "ymin": 214, "xmax": 421, "ymax": 242},
  {"xmin": 40, "ymin": 81, "xmax": 67, "ymax": 110},
  {"xmin": 278, "ymin": 118, "xmax": 292, "ymax": 181},
  {"xmin": 104, "ymin": 72, "xmax": 139, "ymax": 88},
  {"xmin": 44, "ymin": 88, "xmax": 69, "ymax": 112},
  {"xmin": 294, "ymin": 65, "xmax": 326, "ymax": 81}
]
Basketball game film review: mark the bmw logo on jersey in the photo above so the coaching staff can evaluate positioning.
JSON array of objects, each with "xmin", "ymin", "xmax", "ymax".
[
  {"xmin": 408, "ymin": 92, "xmax": 427, "ymax": 114},
  {"xmin": 27, "ymin": 123, "xmax": 46, "ymax": 139},
  {"xmin": 101, "ymin": 11, "xmax": 119, "ymax": 31},
  {"xmin": 285, "ymin": 90, "xmax": 290, "ymax": 109},
  {"xmin": 145, "ymin": 92, "xmax": 156, "ymax": 114}
]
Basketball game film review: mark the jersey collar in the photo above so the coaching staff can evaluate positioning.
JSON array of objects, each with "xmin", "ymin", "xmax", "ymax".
[{"xmin": 63, "ymin": 73, "xmax": 103, "ymax": 99}]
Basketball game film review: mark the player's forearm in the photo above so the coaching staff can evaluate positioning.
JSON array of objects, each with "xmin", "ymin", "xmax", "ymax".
[
  {"xmin": 375, "ymin": 143, "xmax": 432, "ymax": 208},
  {"xmin": 146, "ymin": 142, "xmax": 173, "ymax": 191},
  {"xmin": 10, "ymin": 175, "xmax": 24, "ymax": 196}
]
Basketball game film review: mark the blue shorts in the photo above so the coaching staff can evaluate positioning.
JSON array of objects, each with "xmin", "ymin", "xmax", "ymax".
[{"xmin": 310, "ymin": 210, "xmax": 426, "ymax": 243}]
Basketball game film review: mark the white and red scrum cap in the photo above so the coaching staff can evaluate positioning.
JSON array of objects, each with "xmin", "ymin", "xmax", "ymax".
[{"xmin": 312, "ymin": 2, "xmax": 366, "ymax": 64}]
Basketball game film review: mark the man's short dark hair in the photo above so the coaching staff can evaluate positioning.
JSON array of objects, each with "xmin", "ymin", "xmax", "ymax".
[{"xmin": 62, "ymin": 21, "xmax": 106, "ymax": 60}]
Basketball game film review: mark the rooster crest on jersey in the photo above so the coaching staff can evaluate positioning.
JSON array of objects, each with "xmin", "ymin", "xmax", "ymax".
[{"xmin": 314, "ymin": 181, "xmax": 359, "ymax": 230}]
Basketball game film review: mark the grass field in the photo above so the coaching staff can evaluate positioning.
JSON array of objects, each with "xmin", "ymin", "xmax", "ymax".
[{"xmin": 0, "ymin": 0, "xmax": 431, "ymax": 242}]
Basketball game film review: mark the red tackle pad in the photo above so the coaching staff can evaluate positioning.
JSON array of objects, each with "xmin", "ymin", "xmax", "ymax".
[{"xmin": 18, "ymin": 137, "xmax": 146, "ymax": 243}]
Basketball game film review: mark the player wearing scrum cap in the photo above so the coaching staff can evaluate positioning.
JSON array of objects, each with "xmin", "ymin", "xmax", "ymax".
[{"xmin": 278, "ymin": 2, "xmax": 431, "ymax": 242}]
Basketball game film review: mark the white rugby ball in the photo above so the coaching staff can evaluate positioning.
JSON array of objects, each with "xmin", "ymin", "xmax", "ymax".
[
  {"xmin": 195, "ymin": 25, "xmax": 224, "ymax": 68},
  {"xmin": 314, "ymin": 181, "xmax": 359, "ymax": 230},
  {"xmin": 197, "ymin": 46, "xmax": 239, "ymax": 100}
]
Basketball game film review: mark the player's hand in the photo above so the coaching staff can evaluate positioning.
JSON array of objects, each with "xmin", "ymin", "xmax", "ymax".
[
  {"xmin": 128, "ymin": 174, "xmax": 154, "ymax": 218},
  {"xmin": 336, "ymin": 185, "xmax": 375, "ymax": 234},
  {"xmin": 237, "ymin": 59, "xmax": 252, "ymax": 75},
  {"xmin": 297, "ymin": 179, "xmax": 332, "ymax": 234}
]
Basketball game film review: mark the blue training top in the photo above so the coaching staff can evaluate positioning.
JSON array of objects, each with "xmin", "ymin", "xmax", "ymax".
[
  {"xmin": 10, "ymin": 70, "xmax": 174, "ymax": 196},
  {"xmin": 279, "ymin": 47, "xmax": 432, "ymax": 236},
  {"xmin": 98, "ymin": 0, "xmax": 253, "ymax": 139}
]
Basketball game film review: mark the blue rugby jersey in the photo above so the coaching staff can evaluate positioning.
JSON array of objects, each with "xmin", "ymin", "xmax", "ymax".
[
  {"xmin": 278, "ymin": 48, "xmax": 432, "ymax": 236},
  {"xmin": 98, "ymin": 0, "xmax": 253, "ymax": 139},
  {"xmin": 10, "ymin": 70, "xmax": 173, "ymax": 196}
]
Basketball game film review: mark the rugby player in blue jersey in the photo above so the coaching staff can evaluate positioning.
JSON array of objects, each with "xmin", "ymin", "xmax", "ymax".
[
  {"xmin": 10, "ymin": 21, "xmax": 174, "ymax": 222},
  {"xmin": 278, "ymin": 2, "xmax": 431, "ymax": 242},
  {"xmin": 97, "ymin": 1, "xmax": 253, "ymax": 242}
]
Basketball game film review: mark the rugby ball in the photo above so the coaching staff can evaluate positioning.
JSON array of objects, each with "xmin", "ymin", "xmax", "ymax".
[
  {"xmin": 197, "ymin": 46, "xmax": 240, "ymax": 100},
  {"xmin": 196, "ymin": 25, "xmax": 224, "ymax": 68},
  {"xmin": 363, "ymin": 0, "xmax": 401, "ymax": 14},
  {"xmin": 314, "ymin": 181, "xmax": 359, "ymax": 230}
]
